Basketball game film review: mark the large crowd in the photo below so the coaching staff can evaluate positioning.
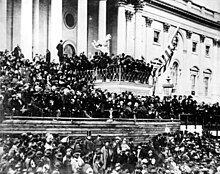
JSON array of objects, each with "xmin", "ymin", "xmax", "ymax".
[
  {"xmin": 1, "ymin": 45, "xmax": 220, "ymax": 174},
  {"xmin": 1, "ymin": 46, "xmax": 220, "ymax": 120},
  {"xmin": 1, "ymin": 130, "xmax": 220, "ymax": 174}
]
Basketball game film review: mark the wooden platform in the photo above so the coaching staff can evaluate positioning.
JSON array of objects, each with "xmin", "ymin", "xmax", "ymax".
[{"xmin": 0, "ymin": 116, "xmax": 180, "ymax": 142}]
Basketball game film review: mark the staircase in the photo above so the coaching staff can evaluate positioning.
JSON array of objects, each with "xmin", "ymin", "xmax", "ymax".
[{"xmin": 0, "ymin": 116, "xmax": 180, "ymax": 143}]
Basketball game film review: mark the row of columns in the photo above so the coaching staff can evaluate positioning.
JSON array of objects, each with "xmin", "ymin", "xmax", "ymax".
[
  {"xmin": 20, "ymin": 0, "xmax": 33, "ymax": 59},
  {"xmin": 0, "ymin": 0, "xmax": 7, "ymax": 51},
  {"xmin": 0, "ymin": 0, "xmax": 108, "ymax": 60},
  {"xmin": 116, "ymin": 3, "xmax": 145, "ymax": 59},
  {"xmin": 49, "ymin": 0, "xmax": 108, "ymax": 60},
  {"xmin": 48, "ymin": 0, "xmax": 108, "ymax": 60}
]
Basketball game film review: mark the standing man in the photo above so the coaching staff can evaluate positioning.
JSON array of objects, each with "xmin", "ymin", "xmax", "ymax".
[
  {"xmin": 13, "ymin": 44, "xmax": 21, "ymax": 59},
  {"xmin": 56, "ymin": 40, "xmax": 63, "ymax": 64},
  {"xmin": 46, "ymin": 49, "xmax": 51, "ymax": 64}
]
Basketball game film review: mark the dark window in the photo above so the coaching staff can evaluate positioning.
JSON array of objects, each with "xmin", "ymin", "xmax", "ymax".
[
  {"xmin": 204, "ymin": 77, "xmax": 209, "ymax": 96},
  {"xmin": 66, "ymin": 13, "xmax": 74, "ymax": 28},
  {"xmin": 192, "ymin": 42, "xmax": 197, "ymax": 52},
  {"xmin": 154, "ymin": 31, "xmax": 160, "ymax": 43},
  {"xmin": 205, "ymin": 45, "xmax": 210, "ymax": 56}
]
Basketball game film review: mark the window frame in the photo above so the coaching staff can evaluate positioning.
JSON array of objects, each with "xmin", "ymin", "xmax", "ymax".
[
  {"xmin": 153, "ymin": 30, "xmax": 161, "ymax": 45},
  {"xmin": 204, "ymin": 77, "xmax": 209, "ymax": 96},
  {"xmin": 205, "ymin": 45, "xmax": 211, "ymax": 57},
  {"xmin": 192, "ymin": 41, "xmax": 198, "ymax": 53},
  {"xmin": 191, "ymin": 74, "xmax": 196, "ymax": 91}
]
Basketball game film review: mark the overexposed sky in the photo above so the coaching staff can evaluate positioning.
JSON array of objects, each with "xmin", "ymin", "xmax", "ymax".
[{"xmin": 192, "ymin": 0, "xmax": 220, "ymax": 12}]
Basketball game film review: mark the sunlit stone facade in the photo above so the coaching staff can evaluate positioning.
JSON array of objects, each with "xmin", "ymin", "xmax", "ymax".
[{"xmin": 0, "ymin": 0, "xmax": 220, "ymax": 102}]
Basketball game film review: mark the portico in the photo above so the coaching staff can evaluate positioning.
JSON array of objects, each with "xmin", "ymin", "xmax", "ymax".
[{"xmin": 0, "ymin": 0, "xmax": 220, "ymax": 101}]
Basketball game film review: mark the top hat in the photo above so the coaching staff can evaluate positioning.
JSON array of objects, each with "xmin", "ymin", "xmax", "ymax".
[{"xmin": 87, "ymin": 131, "xmax": 92, "ymax": 139}]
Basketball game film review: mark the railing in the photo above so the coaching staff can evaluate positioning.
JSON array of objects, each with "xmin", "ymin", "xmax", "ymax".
[
  {"xmin": 180, "ymin": 113, "xmax": 220, "ymax": 129},
  {"xmin": 76, "ymin": 66, "xmax": 151, "ymax": 84},
  {"xmin": 3, "ymin": 115, "xmax": 180, "ymax": 123},
  {"xmin": 3, "ymin": 110, "xmax": 178, "ymax": 121}
]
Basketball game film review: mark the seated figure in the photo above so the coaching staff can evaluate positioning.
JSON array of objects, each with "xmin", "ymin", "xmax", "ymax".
[{"xmin": 92, "ymin": 34, "xmax": 111, "ymax": 55}]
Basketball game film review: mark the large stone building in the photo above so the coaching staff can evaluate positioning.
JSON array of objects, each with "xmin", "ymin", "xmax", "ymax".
[{"xmin": 0, "ymin": 0, "xmax": 220, "ymax": 102}]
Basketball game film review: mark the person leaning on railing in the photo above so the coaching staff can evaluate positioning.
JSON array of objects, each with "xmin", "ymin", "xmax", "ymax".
[{"xmin": 1, "ymin": 48, "xmax": 220, "ymax": 120}]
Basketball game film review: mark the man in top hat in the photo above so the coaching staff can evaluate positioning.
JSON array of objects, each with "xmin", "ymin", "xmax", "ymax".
[
  {"xmin": 13, "ymin": 44, "xmax": 21, "ymax": 59},
  {"xmin": 56, "ymin": 40, "xmax": 64, "ymax": 64},
  {"xmin": 83, "ymin": 131, "xmax": 94, "ymax": 156},
  {"xmin": 46, "ymin": 49, "xmax": 51, "ymax": 65}
]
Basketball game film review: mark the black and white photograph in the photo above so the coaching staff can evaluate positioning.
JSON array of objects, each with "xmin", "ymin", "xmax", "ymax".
[{"xmin": 0, "ymin": 0, "xmax": 220, "ymax": 173}]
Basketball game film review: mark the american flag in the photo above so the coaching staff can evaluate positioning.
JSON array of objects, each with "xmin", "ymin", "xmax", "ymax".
[{"xmin": 151, "ymin": 26, "xmax": 180, "ymax": 77}]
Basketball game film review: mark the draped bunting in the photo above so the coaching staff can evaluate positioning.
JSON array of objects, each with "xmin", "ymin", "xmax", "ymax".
[{"xmin": 151, "ymin": 26, "xmax": 180, "ymax": 78}]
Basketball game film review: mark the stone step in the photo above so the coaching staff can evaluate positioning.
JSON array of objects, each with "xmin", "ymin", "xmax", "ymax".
[{"xmin": 0, "ymin": 118, "xmax": 180, "ymax": 143}]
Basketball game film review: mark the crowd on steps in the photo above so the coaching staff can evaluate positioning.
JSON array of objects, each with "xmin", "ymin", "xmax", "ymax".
[
  {"xmin": 1, "ymin": 47, "xmax": 220, "ymax": 120},
  {"xmin": 0, "ymin": 130, "xmax": 220, "ymax": 174}
]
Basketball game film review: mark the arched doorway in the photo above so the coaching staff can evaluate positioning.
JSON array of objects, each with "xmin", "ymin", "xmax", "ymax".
[
  {"xmin": 63, "ymin": 41, "xmax": 76, "ymax": 58},
  {"xmin": 203, "ymin": 69, "xmax": 212, "ymax": 97},
  {"xmin": 190, "ymin": 66, "xmax": 199, "ymax": 96},
  {"xmin": 171, "ymin": 61, "xmax": 179, "ymax": 93}
]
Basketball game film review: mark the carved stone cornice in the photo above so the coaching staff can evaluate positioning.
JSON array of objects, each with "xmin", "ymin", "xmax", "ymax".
[
  {"xmin": 186, "ymin": 30, "xmax": 192, "ymax": 39},
  {"xmin": 163, "ymin": 23, "xmax": 170, "ymax": 32},
  {"xmin": 145, "ymin": 17, "xmax": 153, "ymax": 27},
  {"xmin": 145, "ymin": 0, "xmax": 220, "ymax": 31},
  {"xmin": 200, "ymin": 34, "xmax": 206, "ymax": 43},
  {"xmin": 125, "ymin": 10, "xmax": 134, "ymax": 21},
  {"xmin": 133, "ymin": 0, "xmax": 145, "ymax": 11}
]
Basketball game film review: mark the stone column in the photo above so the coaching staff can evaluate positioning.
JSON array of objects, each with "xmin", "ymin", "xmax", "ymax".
[
  {"xmin": 198, "ymin": 34, "xmax": 206, "ymax": 99},
  {"xmin": 212, "ymin": 39, "xmax": 218, "ymax": 101},
  {"xmin": 98, "ymin": 0, "xmax": 107, "ymax": 41},
  {"xmin": 50, "ymin": 0, "xmax": 62, "ymax": 62},
  {"xmin": 77, "ymin": 0, "xmax": 88, "ymax": 55},
  {"xmin": 0, "ymin": 0, "xmax": 7, "ymax": 51},
  {"xmin": 185, "ymin": 30, "xmax": 193, "ymax": 95},
  {"xmin": 33, "ymin": 0, "xmax": 40, "ymax": 55},
  {"xmin": 134, "ymin": 9, "xmax": 144, "ymax": 59},
  {"xmin": 144, "ymin": 17, "xmax": 153, "ymax": 62},
  {"xmin": 21, "ymin": 0, "xmax": 33, "ymax": 59},
  {"xmin": 117, "ymin": 2, "xmax": 126, "ymax": 55},
  {"xmin": 126, "ymin": 9, "xmax": 134, "ymax": 56},
  {"xmin": 163, "ymin": 22, "xmax": 170, "ymax": 51}
]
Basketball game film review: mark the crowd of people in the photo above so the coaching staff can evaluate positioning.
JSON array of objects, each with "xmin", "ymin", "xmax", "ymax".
[
  {"xmin": 1, "ymin": 130, "xmax": 220, "ymax": 174},
  {"xmin": 1, "ymin": 47, "xmax": 220, "ymax": 121},
  {"xmin": 1, "ymin": 44, "xmax": 220, "ymax": 174}
]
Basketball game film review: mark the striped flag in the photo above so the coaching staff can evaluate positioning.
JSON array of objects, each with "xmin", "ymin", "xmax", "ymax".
[{"xmin": 151, "ymin": 26, "xmax": 180, "ymax": 77}]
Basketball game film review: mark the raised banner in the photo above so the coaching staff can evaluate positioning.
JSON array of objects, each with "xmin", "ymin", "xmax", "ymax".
[{"xmin": 151, "ymin": 26, "xmax": 180, "ymax": 78}]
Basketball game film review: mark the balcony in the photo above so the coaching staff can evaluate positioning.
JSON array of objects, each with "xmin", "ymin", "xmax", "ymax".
[{"xmin": 76, "ymin": 66, "xmax": 153, "ymax": 95}]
